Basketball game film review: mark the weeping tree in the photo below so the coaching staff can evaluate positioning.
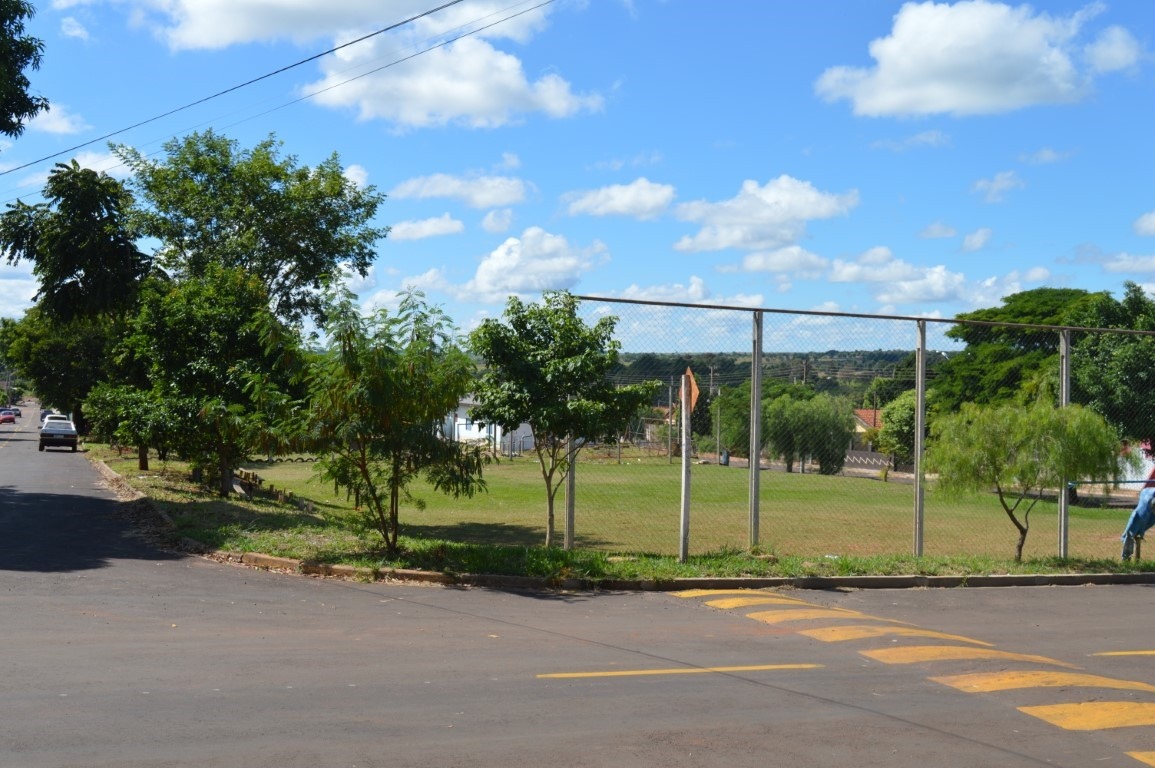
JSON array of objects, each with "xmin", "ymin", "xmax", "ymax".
[
  {"xmin": 926, "ymin": 401, "xmax": 1131, "ymax": 562},
  {"xmin": 306, "ymin": 290, "xmax": 487, "ymax": 556}
]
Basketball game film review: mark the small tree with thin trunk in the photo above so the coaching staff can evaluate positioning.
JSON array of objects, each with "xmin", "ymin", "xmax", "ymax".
[
  {"xmin": 469, "ymin": 291, "xmax": 659, "ymax": 548},
  {"xmin": 306, "ymin": 290, "xmax": 487, "ymax": 556},
  {"xmin": 926, "ymin": 401, "xmax": 1130, "ymax": 561}
]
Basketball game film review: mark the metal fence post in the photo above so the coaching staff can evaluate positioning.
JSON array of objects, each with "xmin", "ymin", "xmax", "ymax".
[
  {"xmin": 679, "ymin": 373, "xmax": 692, "ymax": 562},
  {"xmin": 1058, "ymin": 328, "xmax": 1071, "ymax": 558},
  {"xmin": 564, "ymin": 438, "xmax": 576, "ymax": 550},
  {"xmin": 913, "ymin": 320, "xmax": 926, "ymax": 557},
  {"xmin": 749, "ymin": 310, "xmax": 763, "ymax": 549}
]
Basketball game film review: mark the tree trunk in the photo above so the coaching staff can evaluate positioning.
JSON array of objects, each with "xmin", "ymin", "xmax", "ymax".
[
  {"xmin": 137, "ymin": 444, "xmax": 149, "ymax": 471},
  {"xmin": 218, "ymin": 456, "xmax": 232, "ymax": 497}
]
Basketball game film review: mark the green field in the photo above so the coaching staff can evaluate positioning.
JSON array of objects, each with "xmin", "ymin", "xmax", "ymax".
[{"xmin": 245, "ymin": 453, "xmax": 1130, "ymax": 562}]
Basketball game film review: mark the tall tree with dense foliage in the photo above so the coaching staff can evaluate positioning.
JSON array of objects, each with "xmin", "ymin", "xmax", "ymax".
[
  {"xmin": 0, "ymin": 160, "xmax": 150, "ymax": 320},
  {"xmin": 0, "ymin": 0, "xmax": 47, "ymax": 140},
  {"xmin": 931, "ymin": 288, "xmax": 1098, "ymax": 412},
  {"xmin": 305, "ymin": 290, "xmax": 486, "ymax": 555},
  {"xmin": 122, "ymin": 265, "xmax": 294, "ymax": 495},
  {"xmin": 470, "ymin": 291, "xmax": 659, "ymax": 548},
  {"xmin": 926, "ymin": 401, "xmax": 1128, "ymax": 562},
  {"xmin": 1064, "ymin": 281, "xmax": 1155, "ymax": 444},
  {"xmin": 114, "ymin": 130, "xmax": 388, "ymax": 325}
]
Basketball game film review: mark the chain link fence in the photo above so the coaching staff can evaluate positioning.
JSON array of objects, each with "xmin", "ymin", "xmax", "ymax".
[{"xmin": 547, "ymin": 295, "xmax": 1155, "ymax": 562}]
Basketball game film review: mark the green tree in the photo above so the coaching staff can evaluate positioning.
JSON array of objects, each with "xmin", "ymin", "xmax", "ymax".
[
  {"xmin": 0, "ymin": 160, "xmax": 150, "ymax": 320},
  {"xmin": 764, "ymin": 393, "xmax": 854, "ymax": 474},
  {"xmin": 877, "ymin": 389, "xmax": 918, "ymax": 468},
  {"xmin": 1065, "ymin": 282, "xmax": 1155, "ymax": 443},
  {"xmin": 305, "ymin": 290, "xmax": 486, "ymax": 555},
  {"xmin": 123, "ymin": 265, "xmax": 294, "ymax": 495},
  {"xmin": 926, "ymin": 402, "xmax": 1128, "ymax": 562},
  {"xmin": 114, "ymin": 130, "xmax": 388, "ymax": 325},
  {"xmin": 0, "ymin": 0, "xmax": 47, "ymax": 140},
  {"xmin": 469, "ymin": 291, "xmax": 659, "ymax": 548},
  {"xmin": 0, "ymin": 306, "xmax": 117, "ymax": 429}
]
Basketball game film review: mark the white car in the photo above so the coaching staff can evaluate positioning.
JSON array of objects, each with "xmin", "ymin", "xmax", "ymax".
[{"xmin": 40, "ymin": 413, "xmax": 69, "ymax": 429}]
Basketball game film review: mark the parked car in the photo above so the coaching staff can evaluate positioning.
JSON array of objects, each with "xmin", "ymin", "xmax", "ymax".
[
  {"xmin": 0, "ymin": 410, "xmax": 14, "ymax": 424},
  {"xmin": 7, "ymin": 405, "xmax": 20, "ymax": 417},
  {"xmin": 39, "ymin": 420, "xmax": 78, "ymax": 452},
  {"xmin": 40, "ymin": 413, "xmax": 69, "ymax": 429}
]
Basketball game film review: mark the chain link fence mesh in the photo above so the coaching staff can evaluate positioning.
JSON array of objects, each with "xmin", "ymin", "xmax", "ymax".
[{"xmin": 542, "ymin": 295, "xmax": 1155, "ymax": 561}]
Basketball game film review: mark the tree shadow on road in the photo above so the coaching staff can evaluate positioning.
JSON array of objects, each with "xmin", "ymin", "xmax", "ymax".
[{"xmin": 0, "ymin": 486, "xmax": 181, "ymax": 573}]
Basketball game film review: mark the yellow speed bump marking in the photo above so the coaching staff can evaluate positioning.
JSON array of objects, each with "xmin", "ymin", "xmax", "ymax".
[
  {"xmin": 1093, "ymin": 650, "xmax": 1155, "ymax": 657},
  {"xmin": 932, "ymin": 670, "xmax": 1155, "ymax": 694},
  {"xmin": 537, "ymin": 663, "xmax": 822, "ymax": 679},
  {"xmin": 800, "ymin": 625, "xmax": 993, "ymax": 646},
  {"xmin": 1126, "ymin": 751, "xmax": 1155, "ymax": 766},
  {"xmin": 748, "ymin": 608, "xmax": 911, "ymax": 626},
  {"xmin": 705, "ymin": 596, "xmax": 812, "ymax": 610},
  {"xmin": 673, "ymin": 589, "xmax": 792, "ymax": 599},
  {"xmin": 861, "ymin": 645, "xmax": 1077, "ymax": 668},
  {"xmin": 1019, "ymin": 702, "xmax": 1155, "ymax": 731}
]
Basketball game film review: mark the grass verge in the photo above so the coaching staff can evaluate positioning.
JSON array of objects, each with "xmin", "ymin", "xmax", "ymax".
[{"xmin": 87, "ymin": 443, "xmax": 1155, "ymax": 584}]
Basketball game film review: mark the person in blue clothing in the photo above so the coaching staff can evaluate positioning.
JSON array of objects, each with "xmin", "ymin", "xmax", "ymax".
[{"xmin": 1122, "ymin": 486, "xmax": 1155, "ymax": 559}]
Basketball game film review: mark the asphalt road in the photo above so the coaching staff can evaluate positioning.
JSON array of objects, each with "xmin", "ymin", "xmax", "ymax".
[{"xmin": 4, "ymin": 408, "xmax": 1155, "ymax": 767}]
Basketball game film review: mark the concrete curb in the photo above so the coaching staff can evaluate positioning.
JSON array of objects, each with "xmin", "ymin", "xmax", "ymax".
[{"xmin": 204, "ymin": 548, "xmax": 1155, "ymax": 592}]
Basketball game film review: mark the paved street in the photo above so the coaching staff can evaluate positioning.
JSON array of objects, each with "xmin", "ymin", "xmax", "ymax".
[{"xmin": 4, "ymin": 410, "xmax": 1155, "ymax": 767}]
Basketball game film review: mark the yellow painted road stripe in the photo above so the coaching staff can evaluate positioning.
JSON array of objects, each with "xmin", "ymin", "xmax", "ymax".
[
  {"xmin": 1127, "ymin": 751, "xmax": 1155, "ymax": 766},
  {"xmin": 932, "ymin": 670, "xmax": 1155, "ymax": 694},
  {"xmin": 800, "ymin": 625, "xmax": 993, "ymax": 646},
  {"xmin": 537, "ymin": 663, "xmax": 822, "ymax": 679},
  {"xmin": 748, "ymin": 608, "xmax": 911, "ymax": 626},
  {"xmin": 1020, "ymin": 702, "xmax": 1155, "ymax": 731},
  {"xmin": 1094, "ymin": 650, "xmax": 1155, "ymax": 657},
  {"xmin": 705, "ymin": 596, "xmax": 812, "ymax": 609},
  {"xmin": 674, "ymin": 589, "xmax": 787, "ymax": 599},
  {"xmin": 861, "ymin": 645, "xmax": 1076, "ymax": 668}
]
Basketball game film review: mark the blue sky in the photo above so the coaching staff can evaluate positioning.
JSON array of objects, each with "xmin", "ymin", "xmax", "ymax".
[{"xmin": 1, "ymin": 0, "xmax": 1152, "ymax": 344}]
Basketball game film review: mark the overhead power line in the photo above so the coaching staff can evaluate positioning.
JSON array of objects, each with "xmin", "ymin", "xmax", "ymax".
[{"xmin": 0, "ymin": 0, "xmax": 474, "ymax": 178}]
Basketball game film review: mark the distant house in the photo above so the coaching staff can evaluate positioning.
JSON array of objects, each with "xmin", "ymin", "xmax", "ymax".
[
  {"xmin": 443, "ymin": 396, "xmax": 534, "ymax": 456},
  {"xmin": 852, "ymin": 408, "xmax": 882, "ymax": 451}
]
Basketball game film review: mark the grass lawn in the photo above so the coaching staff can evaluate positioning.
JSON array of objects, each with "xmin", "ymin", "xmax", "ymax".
[{"xmin": 88, "ymin": 443, "xmax": 1149, "ymax": 582}]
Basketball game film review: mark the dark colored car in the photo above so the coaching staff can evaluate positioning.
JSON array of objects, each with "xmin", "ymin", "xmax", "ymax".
[{"xmin": 39, "ymin": 420, "xmax": 78, "ymax": 452}]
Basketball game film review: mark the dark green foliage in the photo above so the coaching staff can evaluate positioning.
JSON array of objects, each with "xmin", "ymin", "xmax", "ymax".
[{"xmin": 0, "ymin": 0, "xmax": 46, "ymax": 139}]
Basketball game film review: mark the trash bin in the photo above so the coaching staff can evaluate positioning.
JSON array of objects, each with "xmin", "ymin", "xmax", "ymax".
[{"xmin": 720, "ymin": 450, "xmax": 729, "ymax": 466}]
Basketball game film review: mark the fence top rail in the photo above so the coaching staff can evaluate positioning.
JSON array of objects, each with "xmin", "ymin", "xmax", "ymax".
[{"xmin": 573, "ymin": 294, "xmax": 1155, "ymax": 339}]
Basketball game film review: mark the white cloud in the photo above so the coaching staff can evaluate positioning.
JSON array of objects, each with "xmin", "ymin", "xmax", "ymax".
[
  {"xmin": 496, "ymin": 152, "xmax": 520, "ymax": 170},
  {"xmin": 962, "ymin": 227, "xmax": 993, "ymax": 252},
  {"xmin": 973, "ymin": 170, "xmax": 1024, "ymax": 203},
  {"xmin": 674, "ymin": 175, "xmax": 857, "ymax": 253},
  {"xmin": 619, "ymin": 276, "xmax": 710, "ymax": 304},
  {"xmin": 1024, "ymin": 266, "xmax": 1051, "ymax": 282},
  {"xmin": 29, "ymin": 103, "xmax": 89, "ymax": 135},
  {"xmin": 920, "ymin": 221, "xmax": 956, "ymax": 239},
  {"xmin": 815, "ymin": 1, "xmax": 1111, "ymax": 116},
  {"xmin": 1104, "ymin": 253, "xmax": 1155, "ymax": 273},
  {"xmin": 1019, "ymin": 147, "xmax": 1069, "ymax": 164},
  {"xmin": 481, "ymin": 209, "xmax": 513, "ymax": 233},
  {"xmin": 739, "ymin": 246, "xmax": 828, "ymax": 276},
  {"xmin": 564, "ymin": 177, "xmax": 676, "ymax": 220},
  {"xmin": 1134, "ymin": 212, "xmax": 1155, "ymax": 237},
  {"xmin": 390, "ymin": 214, "xmax": 464, "ymax": 241},
  {"xmin": 1085, "ymin": 25, "xmax": 1142, "ymax": 73},
  {"xmin": 307, "ymin": 35, "xmax": 601, "ymax": 129},
  {"xmin": 0, "ymin": 261, "xmax": 38, "ymax": 319},
  {"xmin": 343, "ymin": 164, "xmax": 369, "ymax": 188},
  {"xmin": 462, "ymin": 227, "xmax": 602, "ymax": 301},
  {"xmin": 390, "ymin": 173, "xmax": 527, "ymax": 208},
  {"xmin": 872, "ymin": 130, "xmax": 950, "ymax": 151},
  {"xmin": 60, "ymin": 17, "xmax": 89, "ymax": 39},
  {"xmin": 829, "ymin": 247, "xmax": 968, "ymax": 305}
]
